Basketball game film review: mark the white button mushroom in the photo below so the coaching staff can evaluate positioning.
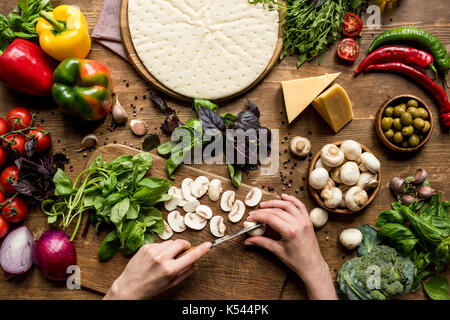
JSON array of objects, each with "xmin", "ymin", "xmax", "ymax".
[
  {"xmin": 339, "ymin": 228, "xmax": 363, "ymax": 250},
  {"xmin": 191, "ymin": 176, "xmax": 209, "ymax": 198},
  {"xmin": 330, "ymin": 166, "xmax": 342, "ymax": 184},
  {"xmin": 345, "ymin": 186, "xmax": 369, "ymax": 212},
  {"xmin": 320, "ymin": 178, "xmax": 335, "ymax": 199},
  {"xmin": 359, "ymin": 152, "xmax": 380, "ymax": 173},
  {"xmin": 245, "ymin": 187, "xmax": 262, "ymax": 207},
  {"xmin": 184, "ymin": 212, "xmax": 208, "ymax": 230},
  {"xmin": 181, "ymin": 178, "xmax": 197, "ymax": 201},
  {"xmin": 315, "ymin": 158, "xmax": 331, "ymax": 171},
  {"xmin": 195, "ymin": 205, "xmax": 213, "ymax": 220},
  {"xmin": 338, "ymin": 185, "xmax": 350, "ymax": 208},
  {"xmin": 340, "ymin": 161, "xmax": 360, "ymax": 186},
  {"xmin": 158, "ymin": 221, "xmax": 173, "ymax": 240},
  {"xmin": 243, "ymin": 220, "xmax": 266, "ymax": 237},
  {"xmin": 340, "ymin": 140, "xmax": 362, "ymax": 161},
  {"xmin": 167, "ymin": 211, "xmax": 186, "ymax": 233},
  {"xmin": 322, "ymin": 187, "xmax": 343, "ymax": 209},
  {"xmin": 183, "ymin": 199, "xmax": 200, "ymax": 213},
  {"xmin": 208, "ymin": 179, "xmax": 223, "ymax": 202},
  {"xmin": 309, "ymin": 167, "xmax": 329, "ymax": 189},
  {"xmin": 228, "ymin": 200, "xmax": 245, "ymax": 223},
  {"xmin": 220, "ymin": 190, "xmax": 235, "ymax": 212},
  {"xmin": 320, "ymin": 144, "xmax": 345, "ymax": 168},
  {"xmin": 309, "ymin": 208, "xmax": 328, "ymax": 228},
  {"xmin": 357, "ymin": 172, "xmax": 379, "ymax": 190},
  {"xmin": 210, "ymin": 216, "xmax": 226, "ymax": 237},
  {"xmin": 290, "ymin": 136, "xmax": 311, "ymax": 157}
]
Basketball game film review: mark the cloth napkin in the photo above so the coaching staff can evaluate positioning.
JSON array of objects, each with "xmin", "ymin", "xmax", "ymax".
[{"xmin": 91, "ymin": 0, "xmax": 129, "ymax": 61}]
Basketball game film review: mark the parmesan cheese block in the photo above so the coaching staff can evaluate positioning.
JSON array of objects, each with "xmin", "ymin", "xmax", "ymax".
[
  {"xmin": 281, "ymin": 73, "xmax": 340, "ymax": 123},
  {"xmin": 312, "ymin": 84, "xmax": 354, "ymax": 133},
  {"xmin": 128, "ymin": 0, "xmax": 279, "ymax": 100}
]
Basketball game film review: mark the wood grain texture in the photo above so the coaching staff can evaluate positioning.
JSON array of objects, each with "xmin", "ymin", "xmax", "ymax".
[
  {"xmin": 75, "ymin": 144, "xmax": 286, "ymax": 299},
  {"xmin": 0, "ymin": 0, "xmax": 448, "ymax": 300},
  {"xmin": 119, "ymin": 0, "xmax": 284, "ymax": 102}
]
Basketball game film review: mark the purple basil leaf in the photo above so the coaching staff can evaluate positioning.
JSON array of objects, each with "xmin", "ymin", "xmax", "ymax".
[
  {"xmin": 247, "ymin": 99, "xmax": 260, "ymax": 118},
  {"xmin": 150, "ymin": 93, "xmax": 174, "ymax": 115},
  {"xmin": 198, "ymin": 106, "xmax": 225, "ymax": 133},
  {"xmin": 25, "ymin": 138, "xmax": 37, "ymax": 157},
  {"xmin": 161, "ymin": 113, "xmax": 182, "ymax": 136},
  {"xmin": 232, "ymin": 110, "xmax": 260, "ymax": 131}
]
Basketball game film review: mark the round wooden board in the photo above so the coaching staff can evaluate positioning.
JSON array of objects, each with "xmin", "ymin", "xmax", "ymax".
[{"xmin": 119, "ymin": 0, "xmax": 283, "ymax": 102}]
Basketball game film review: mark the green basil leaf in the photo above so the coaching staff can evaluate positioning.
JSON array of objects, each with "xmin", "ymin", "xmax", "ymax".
[
  {"xmin": 122, "ymin": 220, "xmax": 145, "ymax": 255},
  {"xmin": 47, "ymin": 215, "xmax": 57, "ymax": 224},
  {"xmin": 221, "ymin": 112, "xmax": 237, "ymax": 126},
  {"xmin": 193, "ymin": 99, "xmax": 218, "ymax": 113},
  {"xmin": 227, "ymin": 164, "xmax": 242, "ymax": 188},
  {"xmin": 184, "ymin": 118, "xmax": 203, "ymax": 135},
  {"xmin": 104, "ymin": 192, "xmax": 123, "ymax": 206},
  {"xmin": 93, "ymin": 196, "xmax": 104, "ymax": 212},
  {"xmin": 110, "ymin": 197, "xmax": 130, "ymax": 225},
  {"xmin": 54, "ymin": 178, "xmax": 73, "ymax": 197},
  {"xmin": 53, "ymin": 168, "xmax": 71, "ymax": 185},
  {"xmin": 143, "ymin": 232, "xmax": 155, "ymax": 245},
  {"xmin": 126, "ymin": 201, "xmax": 140, "ymax": 220},
  {"xmin": 142, "ymin": 134, "xmax": 160, "ymax": 152},
  {"xmin": 131, "ymin": 152, "xmax": 152, "ymax": 182},
  {"xmin": 157, "ymin": 141, "xmax": 178, "ymax": 156},
  {"xmin": 98, "ymin": 230, "xmax": 120, "ymax": 261},
  {"xmin": 423, "ymin": 276, "xmax": 450, "ymax": 300}
]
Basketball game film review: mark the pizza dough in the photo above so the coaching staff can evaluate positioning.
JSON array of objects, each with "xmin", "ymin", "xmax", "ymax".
[{"xmin": 128, "ymin": 0, "xmax": 279, "ymax": 100}]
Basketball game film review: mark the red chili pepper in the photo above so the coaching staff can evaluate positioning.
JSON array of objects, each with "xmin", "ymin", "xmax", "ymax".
[
  {"xmin": 0, "ymin": 39, "xmax": 55, "ymax": 97},
  {"xmin": 355, "ymin": 46, "xmax": 437, "ymax": 76},
  {"xmin": 365, "ymin": 62, "xmax": 450, "ymax": 128}
]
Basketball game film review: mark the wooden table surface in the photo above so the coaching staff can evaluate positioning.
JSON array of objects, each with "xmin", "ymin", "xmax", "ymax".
[{"xmin": 0, "ymin": 0, "xmax": 448, "ymax": 300}]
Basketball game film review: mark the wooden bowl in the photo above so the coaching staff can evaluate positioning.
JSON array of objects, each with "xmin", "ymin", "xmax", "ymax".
[
  {"xmin": 375, "ymin": 95, "xmax": 433, "ymax": 153},
  {"xmin": 308, "ymin": 141, "xmax": 382, "ymax": 214}
]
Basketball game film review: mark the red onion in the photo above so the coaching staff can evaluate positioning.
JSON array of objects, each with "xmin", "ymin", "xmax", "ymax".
[
  {"xmin": 411, "ymin": 168, "xmax": 428, "ymax": 184},
  {"xmin": 0, "ymin": 226, "xmax": 33, "ymax": 274},
  {"xmin": 418, "ymin": 186, "xmax": 436, "ymax": 200},
  {"xmin": 390, "ymin": 176, "xmax": 405, "ymax": 195},
  {"xmin": 33, "ymin": 230, "xmax": 77, "ymax": 281},
  {"xmin": 400, "ymin": 194, "xmax": 416, "ymax": 205}
]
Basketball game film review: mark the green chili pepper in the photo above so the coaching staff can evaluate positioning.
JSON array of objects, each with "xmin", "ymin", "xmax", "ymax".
[{"xmin": 369, "ymin": 27, "xmax": 450, "ymax": 86}]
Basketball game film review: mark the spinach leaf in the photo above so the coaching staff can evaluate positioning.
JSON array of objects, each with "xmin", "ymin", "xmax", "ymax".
[
  {"xmin": 227, "ymin": 164, "xmax": 242, "ymax": 188},
  {"xmin": 131, "ymin": 152, "xmax": 152, "ymax": 182},
  {"xmin": 357, "ymin": 224, "xmax": 382, "ymax": 256},
  {"xmin": 122, "ymin": 220, "xmax": 145, "ymax": 255},
  {"xmin": 110, "ymin": 197, "xmax": 130, "ymax": 225},
  {"xmin": 376, "ymin": 210, "xmax": 405, "ymax": 228},
  {"xmin": 98, "ymin": 230, "xmax": 120, "ymax": 261},
  {"xmin": 54, "ymin": 178, "xmax": 73, "ymax": 197},
  {"xmin": 423, "ymin": 276, "xmax": 450, "ymax": 300},
  {"xmin": 53, "ymin": 168, "xmax": 72, "ymax": 185},
  {"xmin": 378, "ymin": 223, "xmax": 419, "ymax": 255}
]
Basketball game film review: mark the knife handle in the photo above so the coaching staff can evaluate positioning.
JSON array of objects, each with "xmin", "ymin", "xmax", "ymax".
[{"xmin": 176, "ymin": 246, "xmax": 199, "ymax": 259}]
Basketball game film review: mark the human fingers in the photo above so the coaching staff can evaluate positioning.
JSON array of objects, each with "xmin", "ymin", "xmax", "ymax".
[
  {"xmin": 260, "ymin": 199, "xmax": 302, "ymax": 218},
  {"xmin": 244, "ymin": 236, "xmax": 282, "ymax": 256},
  {"xmin": 167, "ymin": 266, "xmax": 194, "ymax": 289},
  {"xmin": 141, "ymin": 240, "xmax": 174, "ymax": 256},
  {"xmin": 162, "ymin": 239, "xmax": 191, "ymax": 259},
  {"xmin": 281, "ymin": 194, "xmax": 309, "ymax": 218},
  {"xmin": 248, "ymin": 208, "xmax": 296, "ymax": 225},
  {"xmin": 247, "ymin": 209, "xmax": 292, "ymax": 237},
  {"xmin": 175, "ymin": 242, "xmax": 211, "ymax": 271}
]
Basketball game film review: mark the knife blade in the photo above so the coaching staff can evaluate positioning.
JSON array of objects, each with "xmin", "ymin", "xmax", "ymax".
[{"xmin": 212, "ymin": 223, "xmax": 262, "ymax": 247}]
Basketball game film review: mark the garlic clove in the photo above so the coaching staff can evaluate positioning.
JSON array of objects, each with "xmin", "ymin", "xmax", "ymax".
[
  {"xmin": 111, "ymin": 96, "xmax": 128, "ymax": 124},
  {"xmin": 130, "ymin": 119, "xmax": 148, "ymax": 136}
]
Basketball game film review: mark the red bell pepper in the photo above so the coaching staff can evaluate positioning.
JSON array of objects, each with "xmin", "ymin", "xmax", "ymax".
[{"xmin": 0, "ymin": 39, "xmax": 55, "ymax": 97}]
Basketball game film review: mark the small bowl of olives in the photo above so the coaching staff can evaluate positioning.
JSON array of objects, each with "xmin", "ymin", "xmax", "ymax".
[{"xmin": 376, "ymin": 95, "xmax": 433, "ymax": 153}]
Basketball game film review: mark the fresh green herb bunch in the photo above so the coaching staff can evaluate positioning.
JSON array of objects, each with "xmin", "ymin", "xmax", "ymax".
[{"xmin": 43, "ymin": 152, "xmax": 172, "ymax": 261}]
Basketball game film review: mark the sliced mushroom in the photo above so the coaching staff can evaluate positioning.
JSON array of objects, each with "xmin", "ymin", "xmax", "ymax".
[
  {"xmin": 309, "ymin": 208, "xmax": 328, "ymax": 228},
  {"xmin": 184, "ymin": 212, "xmax": 207, "ymax": 230},
  {"xmin": 220, "ymin": 190, "xmax": 235, "ymax": 212},
  {"xmin": 183, "ymin": 200, "xmax": 200, "ymax": 213},
  {"xmin": 357, "ymin": 172, "xmax": 379, "ymax": 190},
  {"xmin": 208, "ymin": 179, "xmax": 223, "ymax": 202},
  {"xmin": 164, "ymin": 194, "xmax": 181, "ymax": 211},
  {"xmin": 345, "ymin": 186, "xmax": 369, "ymax": 212},
  {"xmin": 167, "ymin": 211, "xmax": 186, "ymax": 233},
  {"xmin": 243, "ymin": 220, "xmax": 266, "ymax": 237},
  {"xmin": 228, "ymin": 200, "xmax": 245, "ymax": 223},
  {"xmin": 322, "ymin": 187, "xmax": 342, "ymax": 209},
  {"xmin": 340, "ymin": 140, "xmax": 362, "ymax": 161},
  {"xmin": 330, "ymin": 166, "xmax": 342, "ymax": 184},
  {"xmin": 210, "ymin": 216, "xmax": 226, "ymax": 237},
  {"xmin": 245, "ymin": 187, "xmax": 262, "ymax": 207},
  {"xmin": 196, "ymin": 205, "xmax": 213, "ymax": 220},
  {"xmin": 320, "ymin": 144, "xmax": 345, "ymax": 168},
  {"xmin": 309, "ymin": 167, "xmax": 329, "ymax": 189},
  {"xmin": 191, "ymin": 176, "xmax": 209, "ymax": 198},
  {"xmin": 158, "ymin": 221, "xmax": 173, "ymax": 240},
  {"xmin": 168, "ymin": 187, "xmax": 186, "ymax": 207},
  {"xmin": 315, "ymin": 158, "xmax": 331, "ymax": 171},
  {"xmin": 290, "ymin": 136, "xmax": 311, "ymax": 157},
  {"xmin": 340, "ymin": 161, "xmax": 360, "ymax": 186},
  {"xmin": 359, "ymin": 152, "xmax": 380, "ymax": 173},
  {"xmin": 181, "ymin": 178, "xmax": 197, "ymax": 202}
]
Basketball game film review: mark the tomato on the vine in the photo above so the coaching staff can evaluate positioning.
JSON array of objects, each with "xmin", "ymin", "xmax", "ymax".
[
  {"xmin": 337, "ymin": 37, "xmax": 360, "ymax": 62},
  {"xmin": 0, "ymin": 215, "xmax": 9, "ymax": 238},
  {"xmin": 0, "ymin": 118, "xmax": 8, "ymax": 136},
  {"xmin": 0, "ymin": 166, "xmax": 19, "ymax": 194},
  {"xmin": 6, "ymin": 107, "xmax": 32, "ymax": 130},
  {"xmin": 341, "ymin": 13, "xmax": 363, "ymax": 37},
  {"xmin": 2, "ymin": 134, "xmax": 26, "ymax": 155},
  {"xmin": 1, "ymin": 197, "xmax": 28, "ymax": 223},
  {"xmin": 27, "ymin": 126, "xmax": 51, "ymax": 152}
]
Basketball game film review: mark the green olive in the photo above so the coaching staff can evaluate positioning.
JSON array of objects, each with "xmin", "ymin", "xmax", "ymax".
[
  {"xmin": 393, "ymin": 132, "xmax": 404, "ymax": 144},
  {"xmin": 400, "ymin": 112, "xmax": 413, "ymax": 125},
  {"xmin": 413, "ymin": 118, "xmax": 425, "ymax": 130},
  {"xmin": 384, "ymin": 129, "xmax": 394, "ymax": 140},
  {"xmin": 401, "ymin": 141, "xmax": 409, "ymax": 148},
  {"xmin": 381, "ymin": 117, "xmax": 393, "ymax": 130},
  {"xmin": 393, "ymin": 118, "xmax": 403, "ymax": 130},
  {"xmin": 401, "ymin": 125, "xmax": 414, "ymax": 137},
  {"xmin": 408, "ymin": 134, "xmax": 420, "ymax": 147},
  {"xmin": 407, "ymin": 99, "xmax": 419, "ymax": 109},
  {"xmin": 407, "ymin": 106, "xmax": 417, "ymax": 115},
  {"xmin": 415, "ymin": 108, "xmax": 429, "ymax": 119},
  {"xmin": 384, "ymin": 106, "xmax": 394, "ymax": 117},
  {"xmin": 394, "ymin": 105, "xmax": 405, "ymax": 117},
  {"xmin": 421, "ymin": 120, "xmax": 431, "ymax": 133}
]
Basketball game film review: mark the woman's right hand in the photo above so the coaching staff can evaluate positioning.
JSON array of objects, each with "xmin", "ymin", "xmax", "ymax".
[{"xmin": 244, "ymin": 194, "xmax": 337, "ymax": 300}]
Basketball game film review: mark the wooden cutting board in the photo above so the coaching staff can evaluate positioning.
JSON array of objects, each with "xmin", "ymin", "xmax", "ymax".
[
  {"xmin": 75, "ymin": 144, "xmax": 286, "ymax": 299},
  {"xmin": 119, "ymin": 0, "xmax": 284, "ymax": 102}
]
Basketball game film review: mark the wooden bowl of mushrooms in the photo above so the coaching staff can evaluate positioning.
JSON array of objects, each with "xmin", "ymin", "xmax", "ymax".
[{"xmin": 308, "ymin": 140, "xmax": 382, "ymax": 214}]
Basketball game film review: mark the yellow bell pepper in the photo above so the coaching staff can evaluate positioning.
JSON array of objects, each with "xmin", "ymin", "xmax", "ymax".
[{"xmin": 36, "ymin": 5, "xmax": 91, "ymax": 61}]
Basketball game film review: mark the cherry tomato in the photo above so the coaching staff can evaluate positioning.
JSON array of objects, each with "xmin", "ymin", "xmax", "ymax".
[
  {"xmin": 0, "ymin": 190, "xmax": 4, "ymax": 203},
  {"xmin": 27, "ymin": 126, "xmax": 51, "ymax": 152},
  {"xmin": 0, "ymin": 118, "xmax": 8, "ymax": 136},
  {"xmin": 0, "ymin": 215, "xmax": 9, "ymax": 238},
  {"xmin": 6, "ymin": 107, "xmax": 32, "ymax": 130},
  {"xmin": 0, "ymin": 166, "xmax": 19, "ymax": 194},
  {"xmin": 337, "ymin": 38, "xmax": 360, "ymax": 62},
  {"xmin": 341, "ymin": 13, "xmax": 363, "ymax": 37},
  {"xmin": 2, "ymin": 134, "xmax": 26, "ymax": 155},
  {"xmin": 1, "ymin": 197, "xmax": 28, "ymax": 223},
  {"xmin": 0, "ymin": 148, "xmax": 6, "ymax": 168}
]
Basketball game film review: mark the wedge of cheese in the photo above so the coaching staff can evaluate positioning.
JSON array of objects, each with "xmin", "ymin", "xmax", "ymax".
[
  {"xmin": 312, "ymin": 84, "xmax": 354, "ymax": 133},
  {"xmin": 281, "ymin": 73, "xmax": 340, "ymax": 123}
]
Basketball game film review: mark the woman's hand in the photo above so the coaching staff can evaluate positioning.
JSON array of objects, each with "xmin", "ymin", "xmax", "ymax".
[
  {"xmin": 104, "ymin": 240, "xmax": 211, "ymax": 300},
  {"xmin": 245, "ymin": 194, "xmax": 337, "ymax": 300}
]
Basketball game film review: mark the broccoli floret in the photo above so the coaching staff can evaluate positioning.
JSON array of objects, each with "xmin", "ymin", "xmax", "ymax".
[{"xmin": 337, "ymin": 245, "xmax": 416, "ymax": 300}]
